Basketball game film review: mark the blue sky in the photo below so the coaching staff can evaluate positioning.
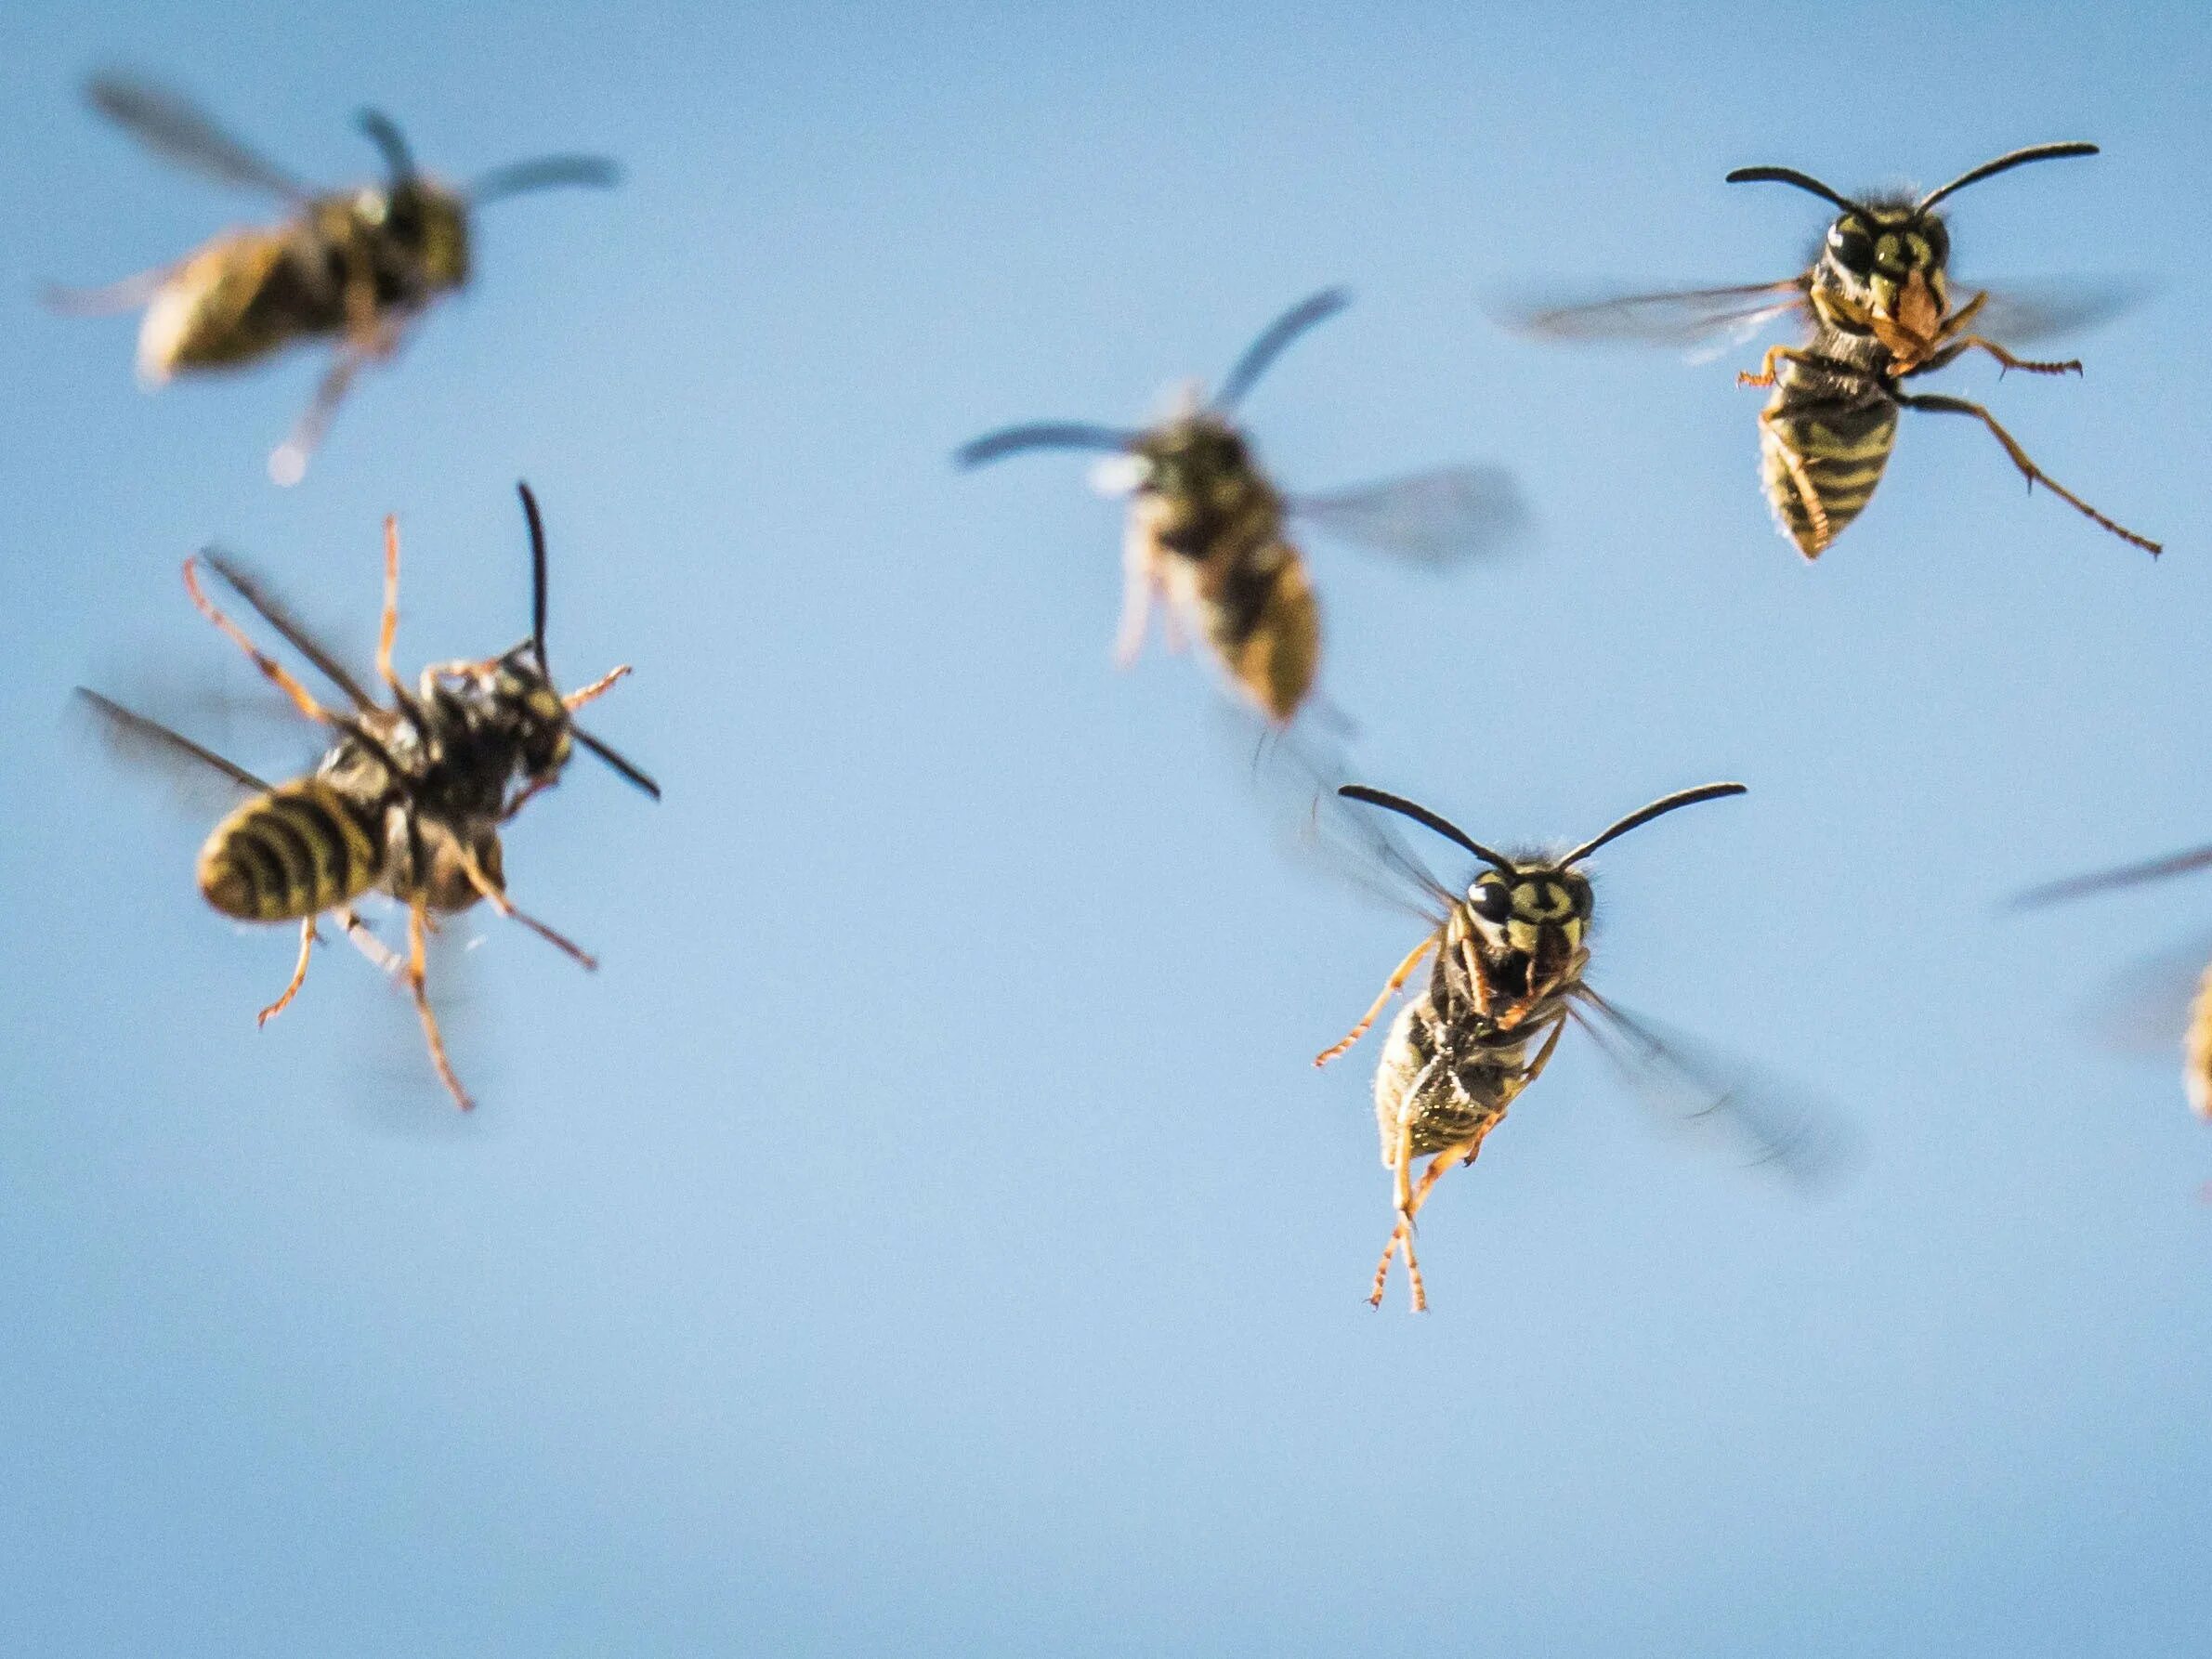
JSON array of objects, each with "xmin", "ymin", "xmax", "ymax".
[{"xmin": 3, "ymin": 2, "xmax": 2210, "ymax": 1653}]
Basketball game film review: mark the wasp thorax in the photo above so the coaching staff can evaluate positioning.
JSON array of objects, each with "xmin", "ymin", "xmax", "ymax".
[
  {"xmin": 370, "ymin": 182, "xmax": 471, "ymax": 291},
  {"xmin": 1136, "ymin": 416, "xmax": 1252, "ymax": 502}
]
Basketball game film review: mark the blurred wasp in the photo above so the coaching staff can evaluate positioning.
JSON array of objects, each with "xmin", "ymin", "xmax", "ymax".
[
  {"xmin": 2016, "ymin": 842, "xmax": 2212, "ymax": 1122},
  {"xmin": 1513, "ymin": 145, "xmax": 2157, "ymax": 558},
  {"xmin": 77, "ymin": 483, "xmax": 659, "ymax": 1110},
  {"xmin": 1311, "ymin": 778, "xmax": 1835, "ymax": 1311},
  {"xmin": 50, "ymin": 73, "xmax": 619, "ymax": 484},
  {"xmin": 956, "ymin": 289, "xmax": 1525, "ymax": 725}
]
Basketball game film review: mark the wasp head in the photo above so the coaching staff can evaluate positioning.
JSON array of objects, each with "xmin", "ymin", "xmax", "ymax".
[
  {"xmin": 1818, "ymin": 202, "xmax": 1951, "ymax": 355},
  {"xmin": 1461, "ymin": 865, "xmax": 1594, "ymax": 1004}
]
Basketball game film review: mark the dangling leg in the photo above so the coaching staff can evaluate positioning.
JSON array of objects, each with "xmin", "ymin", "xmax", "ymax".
[
  {"xmin": 564, "ymin": 664, "xmax": 633, "ymax": 710},
  {"xmin": 182, "ymin": 558, "xmax": 345, "ymax": 728},
  {"xmin": 1369, "ymin": 1113, "xmax": 1424, "ymax": 1310},
  {"xmin": 268, "ymin": 347, "xmax": 366, "ymax": 487},
  {"xmin": 1896, "ymin": 393, "xmax": 2160, "ymax": 554},
  {"xmin": 1114, "ymin": 532, "xmax": 1158, "ymax": 667},
  {"xmin": 1736, "ymin": 345, "xmax": 1820, "ymax": 389},
  {"xmin": 454, "ymin": 843, "xmax": 598, "ymax": 970},
  {"xmin": 405, "ymin": 898, "xmax": 473, "ymax": 1111},
  {"xmin": 1315, "ymin": 934, "xmax": 1435, "ymax": 1066},
  {"xmin": 257, "ymin": 918, "xmax": 318, "ymax": 1026},
  {"xmin": 377, "ymin": 514, "xmax": 402, "ymax": 688},
  {"xmin": 1948, "ymin": 337, "xmax": 2083, "ymax": 377}
]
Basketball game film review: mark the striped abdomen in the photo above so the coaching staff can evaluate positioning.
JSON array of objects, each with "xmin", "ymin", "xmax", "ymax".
[
  {"xmin": 1198, "ymin": 536, "xmax": 1319, "ymax": 724},
  {"xmin": 1759, "ymin": 391, "xmax": 1899, "ymax": 558},
  {"xmin": 1374, "ymin": 997, "xmax": 1530, "ymax": 1162},
  {"xmin": 197, "ymin": 779, "xmax": 384, "ymax": 922}
]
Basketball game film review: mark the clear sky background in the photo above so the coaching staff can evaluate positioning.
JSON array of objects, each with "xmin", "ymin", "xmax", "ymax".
[{"xmin": 2, "ymin": 2, "xmax": 2209, "ymax": 1653}]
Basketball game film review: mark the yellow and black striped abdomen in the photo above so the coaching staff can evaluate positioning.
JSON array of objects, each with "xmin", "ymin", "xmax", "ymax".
[
  {"xmin": 1759, "ymin": 393, "xmax": 1899, "ymax": 558},
  {"xmin": 197, "ymin": 779, "xmax": 383, "ymax": 923},
  {"xmin": 1200, "ymin": 536, "xmax": 1319, "ymax": 724}
]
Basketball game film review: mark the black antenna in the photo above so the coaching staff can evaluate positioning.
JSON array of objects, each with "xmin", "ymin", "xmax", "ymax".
[
  {"xmin": 1338, "ymin": 785, "xmax": 1514, "ymax": 871},
  {"xmin": 1216, "ymin": 287, "xmax": 1350, "ymax": 411},
  {"xmin": 356, "ymin": 109, "xmax": 416, "ymax": 183},
  {"xmin": 467, "ymin": 154, "xmax": 622, "ymax": 203},
  {"xmin": 517, "ymin": 481, "xmax": 550, "ymax": 675},
  {"xmin": 1560, "ymin": 783, "xmax": 1747, "ymax": 867},
  {"xmin": 953, "ymin": 423, "xmax": 1138, "ymax": 470},
  {"xmin": 1918, "ymin": 142, "xmax": 2099, "ymax": 210},
  {"xmin": 573, "ymin": 728, "xmax": 661, "ymax": 800},
  {"xmin": 1724, "ymin": 166, "xmax": 1868, "ymax": 216}
]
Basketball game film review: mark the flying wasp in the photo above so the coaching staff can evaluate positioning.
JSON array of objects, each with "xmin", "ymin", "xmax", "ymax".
[
  {"xmin": 1312, "ymin": 778, "xmax": 1833, "ymax": 1311},
  {"xmin": 50, "ymin": 73, "xmax": 619, "ymax": 484},
  {"xmin": 1513, "ymin": 144, "xmax": 2157, "ymax": 558},
  {"xmin": 77, "ymin": 483, "xmax": 659, "ymax": 1111},
  {"xmin": 2016, "ymin": 842, "xmax": 2212, "ymax": 1123},
  {"xmin": 956, "ymin": 289, "xmax": 1524, "ymax": 725}
]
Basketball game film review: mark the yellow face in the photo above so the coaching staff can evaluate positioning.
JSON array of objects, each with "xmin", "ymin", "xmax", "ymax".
[
  {"xmin": 355, "ymin": 181, "xmax": 472, "ymax": 292},
  {"xmin": 1820, "ymin": 206, "xmax": 1951, "ymax": 347},
  {"xmin": 1466, "ymin": 868, "xmax": 1592, "ymax": 993}
]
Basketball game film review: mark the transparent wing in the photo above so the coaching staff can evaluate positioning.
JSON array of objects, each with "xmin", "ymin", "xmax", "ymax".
[
  {"xmin": 1215, "ymin": 287, "xmax": 1352, "ymax": 410},
  {"xmin": 1957, "ymin": 279, "xmax": 2149, "ymax": 347},
  {"xmin": 85, "ymin": 73, "xmax": 310, "ymax": 202},
  {"xmin": 2012, "ymin": 840, "xmax": 2212, "ymax": 909},
  {"xmin": 340, "ymin": 904, "xmax": 496, "ymax": 1136},
  {"xmin": 199, "ymin": 548, "xmax": 379, "ymax": 710},
  {"xmin": 467, "ymin": 154, "xmax": 622, "ymax": 204},
  {"xmin": 72, "ymin": 686, "xmax": 271, "ymax": 818},
  {"xmin": 1498, "ymin": 278, "xmax": 1811, "ymax": 351},
  {"xmin": 1237, "ymin": 725, "xmax": 1457, "ymax": 923},
  {"xmin": 1568, "ymin": 986, "xmax": 1855, "ymax": 1191},
  {"xmin": 1290, "ymin": 465, "xmax": 1529, "ymax": 567},
  {"xmin": 2082, "ymin": 933, "xmax": 2212, "ymax": 1060}
]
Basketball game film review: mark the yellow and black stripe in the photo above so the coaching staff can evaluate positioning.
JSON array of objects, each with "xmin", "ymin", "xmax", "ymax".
[
  {"xmin": 196, "ymin": 778, "xmax": 385, "ymax": 922},
  {"xmin": 1759, "ymin": 396, "xmax": 1899, "ymax": 557},
  {"xmin": 1206, "ymin": 535, "xmax": 1319, "ymax": 725}
]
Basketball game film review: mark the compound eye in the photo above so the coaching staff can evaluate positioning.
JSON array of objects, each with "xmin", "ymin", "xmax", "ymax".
[
  {"xmin": 1920, "ymin": 217, "xmax": 1951, "ymax": 269},
  {"xmin": 1470, "ymin": 882, "xmax": 1512, "ymax": 922},
  {"xmin": 1827, "ymin": 218, "xmax": 1875, "ymax": 275}
]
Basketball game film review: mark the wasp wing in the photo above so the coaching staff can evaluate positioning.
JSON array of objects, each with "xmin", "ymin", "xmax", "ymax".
[
  {"xmin": 1236, "ymin": 725, "xmax": 1458, "ymax": 924},
  {"xmin": 198, "ymin": 549, "xmax": 380, "ymax": 710},
  {"xmin": 72, "ymin": 686, "xmax": 277, "ymax": 819},
  {"xmin": 1568, "ymin": 986, "xmax": 1854, "ymax": 1190},
  {"xmin": 1289, "ymin": 465, "xmax": 1529, "ymax": 568},
  {"xmin": 1957, "ymin": 280, "xmax": 2149, "ymax": 347},
  {"xmin": 86, "ymin": 73, "xmax": 312, "ymax": 202},
  {"xmin": 1498, "ymin": 278, "xmax": 1812, "ymax": 356}
]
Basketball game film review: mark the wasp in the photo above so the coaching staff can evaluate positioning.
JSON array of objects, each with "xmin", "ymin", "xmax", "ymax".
[
  {"xmin": 77, "ymin": 483, "xmax": 659, "ymax": 1111},
  {"xmin": 1515, "ymin": 144, "xmax": 2157, "ymax": 558},
  {"xmin": 2016, "ymin": 842, "xmax": 2212, "ymax": 1122},
  {"xmin": 50, "ymin": 74, "xmax": 619, "ymax": 484},
  {"xmin": 1312, "ymin": 778, "xmax": 1832, "ymax": 1310},
  {"xmin": 956, "ymin": 289, "xmax": 1524, "ymax": 725}
]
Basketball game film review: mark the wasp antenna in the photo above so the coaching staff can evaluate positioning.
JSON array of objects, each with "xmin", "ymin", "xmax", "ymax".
[
  {"xmin": 1918, "ymin": 142, "xmax": 2099, "ymax": 210},
  {"xmin": 952, "ymin": 423, "xmax": 1138, "ymax": 470},
  {"xmin": 1723, "ymin": 166, "xmax": 1867, "ymax": 216},
  {"xmin": 1338, "ymin": 785, "xmax": 1514, "ymax": 872},
  {"xmin": 1561, "ymin": 782, "xmax": 1747, "ymax": 867},
  {"xmin": 356, "ymin": 109, "xmax": 416, "ymax": 183},
  {"xmin": 467, "ymin": 154, "xmax": 622, "ymax": 203},
  {"xmin": 516, "ymin": 481, "xmax": 550, "ymax": 675},
  {"xmin": 575, "ymin": 727, "xmax": 660, "ymax": 800},
  {"xmin": 1215, "ymin": 288, "xmax": 1352, "ymax": 411}
]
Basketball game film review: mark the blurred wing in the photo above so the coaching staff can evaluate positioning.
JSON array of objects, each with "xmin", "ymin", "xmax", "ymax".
[
  {"xmin": 467, "ymin": 154, "xmax": 622, "ymax": 204},
  {"xmin": 1237, "ymin": 725, "xmax": 1456, "ymax": 923},
  {"xmin": 2012, "ymin": 841, "xmax": 2212, "ymax": 908},
  {"xmin": 342, "ymin": 906, "xmax": 495, "ymax": 1136},
  {"xmin": 1960, "ymin": 279, "xmax": 2149, "ymax": 346},
  {"xmin": 1290, "ymin": 465, "xmax": 1529, "ymax": 567},
  {"xmin": 2069, "ymin": 930, "xmax": 2212, "ymax": 1060},
  {"xmin": 1568, "ymin": 987, "xmax": 1854, "ymax": 1190},
  {"xmin": 1499, "ymin": 279, "xmax": 1811, "ymax": 355},
  {"xmin": 199, "ymin": 548, "xmax": 378, "ymax": 710},
  {"xmin": 954, "ymin": 423, "xmax": 1138, "ymax": 470},
  {"xmin": 86, "ymin": 73, "xmax": 310, "ymax": 202},
  {"xmin": 72, "ymin": 687, "xmax": 270, "ymax": 816}
]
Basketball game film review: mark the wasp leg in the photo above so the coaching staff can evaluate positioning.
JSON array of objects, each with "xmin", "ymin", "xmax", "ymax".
[
  {"xmin": 1757, "ymin": 405, "xmax": 1833, "ymax": 555},
  {"xmin": 376, "ymin": 514, "xmax": 403, "ymax": 686},
  {"xmin": 1315, "ymin": 934, "xmax": 1436, "ymax": 1066},
  {"xmin": 1114, "ymin": 532, "xmax": 1160, "ymax": 667},
  {"xmin": 1895, "ymin": 393, "xmax": 2161, "ymax": 555},
  {"xmin": 1736, "ymin": 345, "xmax": 1817, "ymax": 389},
  {"xmin": 405, "ymin": 899, "xmax": 474, "ymax": 1111},
  {"xmin": 257, "ymin": 918, "xmax": 319, "ymax": 1026},
  {"xmin": 455, "ymin": 843, "xmax": 598, "ymax": 970},
  {"xmin": 268, "ymin": 314, "xmax": 407, "ymax": 487},
  {"xmin": 182, "ymin": 557, "xmax": 346, "ymax": 727},
  {"xmin": 1370, "ymin": 1112, "xmax": 1427, "ymax": 1311},
  {"xmin": 1948, "ymin": 336, "xmax": 2083, "ymax": 377},
  {"xmin": 564, "ymin": 664, "xmax": 633, "ymax": 711}
]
